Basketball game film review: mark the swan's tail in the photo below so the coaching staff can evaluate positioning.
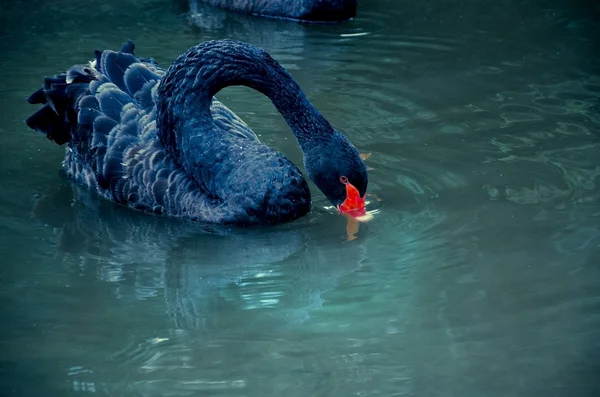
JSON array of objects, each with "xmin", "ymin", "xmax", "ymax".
[
  {"xmin": 25, "ymin": 69, "xmax": 92, "ymax": 145},
  {"xmin": 25, "ymin": 41, "xmax": 141, "ymax": 146}
]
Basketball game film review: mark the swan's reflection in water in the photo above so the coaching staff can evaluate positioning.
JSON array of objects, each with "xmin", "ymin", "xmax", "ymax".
[
  {"xmin": 30, "ymin": 180, "xmax": 377, "ymax": 395},
  {"xmin": 33, "ymin": 181, "xmax": 368, "ymax": 331}
]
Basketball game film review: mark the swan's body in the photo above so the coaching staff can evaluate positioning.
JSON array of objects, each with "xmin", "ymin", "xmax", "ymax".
[
  {"xmin": 26, "ymin": 40, "xmax": 367, "ymax": 225},
  {"xmin": 196, "ymin": 0, "xmax": 357, "ymax": 22}
]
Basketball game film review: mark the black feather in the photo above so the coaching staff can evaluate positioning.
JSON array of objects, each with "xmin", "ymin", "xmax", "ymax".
[
  {"xmin": 119, "ymin": 118, "xmax": 139, "ymax": 137},
  {"xmin": 89, "ymin": 76, "xmax": 110, "ymax": 95},
  {"xmin": 25, "ymin": 105, "xmax": 70, "ymax": 144},
  {"xmin": 77, "ymin": 95, "xmax": 100, "ymax": 112},
  {"xmin": 44, "ymin": 87, "xmax": 69, "ymax": 114},
  {"xmin": 110, "ymin": 177, "xmax": 128, "ymax": 203},
  {"xmin": 95, "ymin": 146, "xmax": 108, "ymax": 188},
  {"xmin": 93, "ymin": 115, "xmax": 117, "ymax": 137},
  {"xmin": 152, "ymin": 178, "xmax": 169, "ymax": 206},
  {"xmin": 101, "ymin": 51, "xmax": 138, "ymax": 93},
  {"xmin": 120, "ymin": 40, "xmax": 136, "ymax": 55},
  {"xmin": 124, "ymin": 63, "xmax": 160, "ymax": 95},
  {"xmin": 103, "ymin": 153, "xmax": 124, "ymax": 181},
  {"xmin": 91, "ymin": 130, "xmax": 107, "ymax": 149},
  {"xmin": 133, "ymin": 80, "xmax": 157, "ymax": 109},
  {"xmin": 66, "ymin": 65, "xmax": 95, "ymax": 84},
  {"xmin": 65, "ymin": 83, "xmax": 90, "ymax": 99},
  {"xmin": 27, "ymin": 88, "xmax": 46, "ymax": 104},
  {"xmin": 127, "ymin": 192, "xmax": 140, "ymax": 204},
  {"xmin": 43, "ymin": 76, "xmax": 67, "ymax": 89},
  {"xmin": 78, "ymin": 107, "xmax": 102, "ymax": 125},
  {"xmin": 121, "ymin": 104, "xmax": 139, "ymax": 125},
  {"xmin": 94, "ymin": 50, "xmax": 103, "ymax": 71},
  {"xmin": 97, "ymin": 87, "xmax": 134, "ymax": 121}
]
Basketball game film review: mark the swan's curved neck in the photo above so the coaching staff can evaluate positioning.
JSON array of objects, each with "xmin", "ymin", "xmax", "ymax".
[{"xmin": 156, "ymin": 40, "xmax": 334, "ymax": 167}]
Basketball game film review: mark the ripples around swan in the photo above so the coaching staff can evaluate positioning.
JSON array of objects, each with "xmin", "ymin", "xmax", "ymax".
[
  {"xmin": 22, "ymin": 180, "xmax": 443, "ymax": 396},
  {"xmin": 1, "ymin": 0, "xmax": 600, "ymax": 396}
]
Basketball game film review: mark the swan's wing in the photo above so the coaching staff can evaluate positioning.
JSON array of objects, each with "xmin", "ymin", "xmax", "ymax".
[
  {"xmin": 210, "ymin": 98, "xmax": 260, "ymax": 142},
  {"xmin": 26, "ymin": 41, "xmax": 174, "ymax": 200},
  {"xmin": 76, "ymin": 48, "xmax": 164, "ymax": 190}
]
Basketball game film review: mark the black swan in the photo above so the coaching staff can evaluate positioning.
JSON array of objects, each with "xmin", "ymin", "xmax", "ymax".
[
  {"xmin": 195, "ymin": 0, "xmax": 357, "ymax": 22},
  {"xmin": 25, "ymin": 40, "xmax": 369, "ymax": 225}
]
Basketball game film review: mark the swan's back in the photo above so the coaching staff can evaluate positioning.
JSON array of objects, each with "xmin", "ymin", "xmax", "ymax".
[{"xmin": 26, "ymin": 41, "xmax": 306, "ymax": 224}]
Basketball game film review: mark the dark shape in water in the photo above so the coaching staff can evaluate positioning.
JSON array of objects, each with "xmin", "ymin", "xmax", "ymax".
[{"xmin": 194, "ymin": 0, "xmax": 357, "ymax": 22}]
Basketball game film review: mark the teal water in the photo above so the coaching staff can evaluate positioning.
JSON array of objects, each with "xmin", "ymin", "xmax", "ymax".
[{"xmin": 1, "ymin": 0, "xmax": 599, "ymax": 396}]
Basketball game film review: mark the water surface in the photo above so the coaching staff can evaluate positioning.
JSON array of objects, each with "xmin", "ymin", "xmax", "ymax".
[{"xmin": 1, "ymin": 0, "xmax": 599, "ymax": 396}]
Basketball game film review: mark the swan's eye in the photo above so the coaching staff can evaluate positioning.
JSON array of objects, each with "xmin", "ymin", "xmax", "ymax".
[{"xmin": 339, "ymin": 176, "xmax": 348, "ymax": 184}]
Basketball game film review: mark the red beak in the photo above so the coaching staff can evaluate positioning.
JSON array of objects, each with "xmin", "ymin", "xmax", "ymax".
[{"xmin": 338, "ymin": 181, "xmax": 366, "ymax": 217}]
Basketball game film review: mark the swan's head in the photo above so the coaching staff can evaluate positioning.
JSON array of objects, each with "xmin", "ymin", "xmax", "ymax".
[{"xmin": 304, "ymin": 131, "xmax": 368, "ymax": 219}]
